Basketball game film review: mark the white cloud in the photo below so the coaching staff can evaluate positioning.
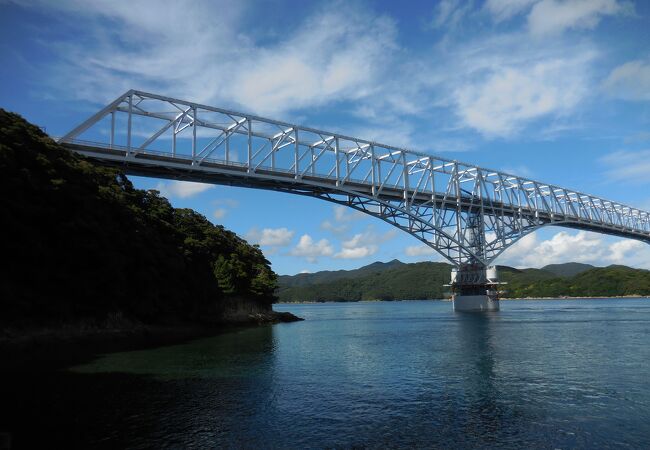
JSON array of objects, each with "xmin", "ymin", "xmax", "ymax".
[
  {"xmin": 334, "ymin": 228, "xmax": 396, "ymax": 259},
  {"xmin": 608, "ymin": 239, "xmax": 645, "ymax": 263},
  {"xmin": 211, "ymin": 198, "xmax": 238, "ymax": 221},
  {"xmin": 527, "ymin": 0, "xmax": 631, "ymax": 36},
  {"xmin": 334, "ymin": 206, "xmax": 364, "ymax": 222},
  {"xmin": 155, "ymin": 180, "xmax": 214, "ymax": 199},
  {"xmin": 495, "ymin": 232, "xmax": 540, "ymax": 267},
  {"xmin": 335, "ymin": 247, "xmax": 377, "ymax": 259},
  {"xmin": 21, "ymin": 0, "xmax": 247, "ymax": 104},
  {"xmin": 320, "ymin": 221, "xmax": 348, "ymax": 234},
  {"xmin": 600, "ymin": 149, "xmax": 650, "ymax": 184},
  {"xmin": 484, "ymin": 0, "xmax": 538, "ymax": 22},
  {"xmin": 26, "ymin": 0, "xmax": 401, "ymax": 118},
  {"xmin": 495, "ymin": 230, "xmax": 650, "ymax": 269},
  {"xmin": 432, "ymin": 0, "xmax": 474, "ymax": 29},
  {"xmin": 15, "ymin": 0, "xmax": 639, "ymax": 147},
  {"xmin": 405, "ymin": 245, "xmax": 436, "ymax": 257},
  {"xmin": 321, "ymin": 206, "xmax": 366, "ymax": 234},
  {"xmin": 527, "ymin": 231, "xmax": 602, "ymax": 265},
  {"xmin": 246, "ymin": 227, "xmax": 295, "ymax": 247},
  {"xmin": 454, "ymin": 55, "xmax": 592, "ymax": 136},
  {"xmin": 602, "ymin": 60, "xmax": 650, "ymax": 101},
  {"xmin": 289, "ymin": 234, "xmax": 335, "ymax": 263},
  {"xmin": 230, "ymin": 10, "xmax": 397, "ymax": 115},
  {"xmin": 213, "ymin": 208, "xmax": 227, "ymax": 220},
  {"xmin": 428, "ymin": 0, "xmax": 632, "ymax": 138}
]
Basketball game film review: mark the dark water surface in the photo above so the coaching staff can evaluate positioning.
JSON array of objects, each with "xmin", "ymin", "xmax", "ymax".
[{"xmin": 3, "ymin": 299, "xmax": 650, "ymax": 448}]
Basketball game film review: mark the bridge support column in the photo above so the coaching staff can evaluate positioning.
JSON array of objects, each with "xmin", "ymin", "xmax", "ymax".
[{"xmin": 449, "ymin": 266, "xmax": 501, "ymax": 312}]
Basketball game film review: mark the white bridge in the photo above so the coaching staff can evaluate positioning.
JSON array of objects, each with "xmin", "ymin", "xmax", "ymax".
[{"xmin": 58, "ymin": 90, "xmax": 650, "ymax": 310}]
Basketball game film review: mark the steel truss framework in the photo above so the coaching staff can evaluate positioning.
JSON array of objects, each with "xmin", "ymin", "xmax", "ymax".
[{"xmin": 58, "ymin": 90, "xmax": 650, "ymax": 267}]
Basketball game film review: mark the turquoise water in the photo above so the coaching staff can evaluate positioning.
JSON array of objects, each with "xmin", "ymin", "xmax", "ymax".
[{"xmin": 10, "ymin": 299, "xmax": 650, "ymax": 448}]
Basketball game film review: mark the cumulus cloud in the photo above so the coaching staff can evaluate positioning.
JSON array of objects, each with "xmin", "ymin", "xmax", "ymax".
[
  {"xmin": 495, "ymin": 230, "xmax": 650, "ymax": 269},
  {"xmin": 155, "ymin": 180, "xmax": 214, "ymax": 199},
  {"xmin": 335, "ymin": 233, "xmax": 378, "ymax": 259},
  {"xmin": 289, "ymin": 234, "xmax": 335, "ymax": 263},
  {"xmin": 527, "ymin": 0, "xmax": 631, "ymax": 36},
  {"xmin": 334, "ymin": 228, "xmax": 396, "ymax": 259},
  {"xmin": 335, "ymin": 247, "xmax": 377, "ymax": 259},
  {"xmin": 600, "ymin": 149, "xmax": 650, "ymax": 184},
  {"xmin": 246, "ymin": 227, "xmax": 295, "ymax": 247},
  {"xmin": 608, "ymin": 239, "xmax": 646, "ymax": 263},
  {"xmin": 602, "ymin": 60, "xmax": 650, "ymax": 101}
]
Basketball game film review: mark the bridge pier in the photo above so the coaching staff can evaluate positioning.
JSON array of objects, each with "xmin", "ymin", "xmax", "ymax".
[{"xmin": 449, "ymin": 266, "xmax": 502, "ymax": 312}]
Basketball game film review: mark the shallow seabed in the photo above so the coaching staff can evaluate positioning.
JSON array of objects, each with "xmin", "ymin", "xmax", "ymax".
[{"xmin": 4, "ymin": 299, "xmax": 650, "ymax": 448}]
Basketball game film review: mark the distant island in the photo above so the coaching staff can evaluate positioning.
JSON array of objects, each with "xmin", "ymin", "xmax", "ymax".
[
  {"xmin": 277, "ymin": 260, "xmax": 650, "ymax": 302},
  {"xmin": 0, "ymin": 109, "xmax": 300, "ymax": 339}
]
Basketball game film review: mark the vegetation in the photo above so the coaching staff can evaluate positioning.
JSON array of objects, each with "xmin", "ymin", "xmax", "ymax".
[
  {"xmin": 0, "ymin": 109, "xmax": 277, "ymax": 327},
  {"xmin": 278, "ymin": 261, "xmax": 650, "ymax": 302},
  {"xmin": 278, "ymin": 261, "xmax": 450, "ymax": 302}
]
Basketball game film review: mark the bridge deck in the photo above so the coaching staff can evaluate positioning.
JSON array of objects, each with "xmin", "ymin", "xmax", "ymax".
[{"xmin": 65, "ymin": 142, "xmax": 650, "ymax": 245}]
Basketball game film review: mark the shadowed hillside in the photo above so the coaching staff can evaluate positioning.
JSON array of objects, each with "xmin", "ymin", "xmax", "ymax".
[{"xmin": 0, "ymin": 109, "xmax": 281, "ymax": 329}]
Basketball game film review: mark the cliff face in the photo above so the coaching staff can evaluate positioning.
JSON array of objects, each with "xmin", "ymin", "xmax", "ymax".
[{"xmin": 0, "ymin": 109, "xmax": 280, "ymax": 328}]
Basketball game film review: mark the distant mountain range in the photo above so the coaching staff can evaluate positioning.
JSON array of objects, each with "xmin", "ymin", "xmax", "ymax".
[{"xmin": 277, "ymin": 261, "xmax": 650, "ymax": 302}]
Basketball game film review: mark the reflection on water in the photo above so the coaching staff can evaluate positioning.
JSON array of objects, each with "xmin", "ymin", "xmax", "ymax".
[
  {"xmin": 457, "ymin": 313, "xmax": 501, "ymax": 439},
  {"xmin": 3, "ymin": 299, "xmax": 650, "ymax": 448},
  {"xmin": 71, "ymin": 326, "xmax": 277, "ymax": 380}
]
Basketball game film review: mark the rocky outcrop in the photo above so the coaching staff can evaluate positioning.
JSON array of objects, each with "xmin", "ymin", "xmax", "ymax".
[{"xmin": 219, "ymin": 297, "xmax": 303, "ymax": 324}]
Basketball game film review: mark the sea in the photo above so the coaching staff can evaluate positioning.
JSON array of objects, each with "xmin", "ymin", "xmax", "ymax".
[{"xmin": 3, "ymin": 299, "xmax": 650, "ymax": 448}]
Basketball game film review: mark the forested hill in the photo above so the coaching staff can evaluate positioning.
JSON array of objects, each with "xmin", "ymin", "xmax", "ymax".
[
  {"xmin": 277, "ymin": 261, "xmax": 650, "ymax": 302},
  {"xmin": 0, "ymin": 109, "xmax": 279, "ymax": 327}
]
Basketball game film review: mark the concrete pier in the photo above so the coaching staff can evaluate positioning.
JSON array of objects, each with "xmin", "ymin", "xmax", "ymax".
[
  {"xmin": 447, "ymin": 265, "xmax": 504, "ymax": 312},
  {"xmin": 452, "ymin": 294, "xmax": 500, "ymax": 312}
]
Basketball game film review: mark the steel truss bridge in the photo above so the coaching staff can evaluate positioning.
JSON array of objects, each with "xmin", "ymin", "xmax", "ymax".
[{"xmin": 58, "ymin": 90, "xmax": 650, "ymax": 269}]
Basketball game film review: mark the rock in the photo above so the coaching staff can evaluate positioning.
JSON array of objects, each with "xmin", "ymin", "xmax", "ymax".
[{"xmin": 272, "ymin": 311, "xmax": 304, "ymax": 323}]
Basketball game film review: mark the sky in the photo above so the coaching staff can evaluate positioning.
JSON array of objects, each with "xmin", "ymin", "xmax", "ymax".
[{"xmin": 1, "ymin": 0, "xmax": 650, "ymax": 275}]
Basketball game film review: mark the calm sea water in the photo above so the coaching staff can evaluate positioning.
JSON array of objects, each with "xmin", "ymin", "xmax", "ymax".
[{"xmin": 6, "ymin": 299, "xmax": 650, "ymax": 448}]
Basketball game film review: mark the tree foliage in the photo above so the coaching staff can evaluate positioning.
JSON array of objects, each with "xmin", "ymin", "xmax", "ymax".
[
  {"xmin": 277, "ymin": 261, "xmax": 650, "ymax": 302},
  {"xmin": 0, "ymin": 109, "xmax": 277, "ymax": 325}
]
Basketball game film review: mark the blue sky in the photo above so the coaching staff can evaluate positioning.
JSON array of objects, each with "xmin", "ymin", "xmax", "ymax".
[{"xmin": 1, "ymin": 0, "xmax": 650, "ymax": 274}]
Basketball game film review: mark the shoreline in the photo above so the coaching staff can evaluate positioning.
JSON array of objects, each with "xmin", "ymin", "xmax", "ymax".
[
  {"xmin": 277, "ymin": 296, "xmax": 650, "ymax": 304},
  {"xmin": 0, "ymin": 310, "xmax": 302, "ymax": 362}
]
